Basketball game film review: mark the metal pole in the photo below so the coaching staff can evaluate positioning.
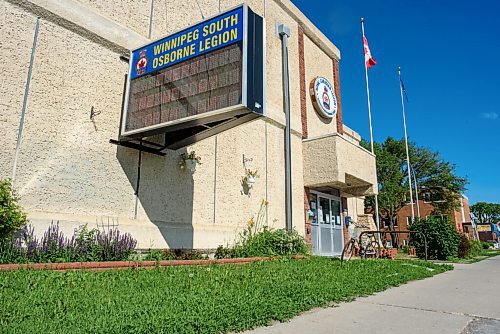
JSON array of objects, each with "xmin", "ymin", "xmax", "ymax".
[
  {"xmin": 213, "ymin": 136, "xmax": 218, "ymax": 224},
  {"xmin": 12, "ymin": 17, "xmax": 40, "ymax": 186},
  {"xmin": 360, "ymin": 18, "xmax": 381, "ymax": 233},
  {"xmin": 148, "ymin": 0, "xmax": 155, "ymax": 39},
  {"xmin": 278, "ymin": 24, "xmax": 292, "ymax": 231},
  {"xmin": 133, "ymin": 140, "xmax": 143, "ymax": 220},
  {"xmin": 409, "ymin": 161, "xmax": 421, "ymax": 217},
  {"xmin": 398, "ymin": 66, "xmax": 415, "ymax": 223},
  {"xmin": 148, "ymin": 0, "xmax": 154, "ymax": 38}
]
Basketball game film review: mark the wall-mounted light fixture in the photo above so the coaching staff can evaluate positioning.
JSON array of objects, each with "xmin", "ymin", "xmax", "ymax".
[{"xmin": 90, "ymin": 106, "xmax": 101, "ymax": 120}]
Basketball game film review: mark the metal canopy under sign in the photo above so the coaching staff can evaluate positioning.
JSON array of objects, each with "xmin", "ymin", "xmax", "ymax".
[{"xmin": 111, "ymin": 4, "xmax": 265, "ymax": 154}]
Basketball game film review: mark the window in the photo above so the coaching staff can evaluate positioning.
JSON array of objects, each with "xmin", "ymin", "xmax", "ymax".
[
  {"xmin": 423, "ymin": 191, "xmax": 445, "ymax": 203},
  {"xmin": 427, "ymin": 215, "xmax": 448, "ymax": 221},
  {"xmin": 383, "ymin": 217, "xmax": 398, "ymax": 227}
]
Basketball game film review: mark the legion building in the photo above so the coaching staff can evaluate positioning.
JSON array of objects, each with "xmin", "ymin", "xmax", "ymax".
[{"xmin": 0, "ymin": 0, "xmax": 377, "ymax": 256}]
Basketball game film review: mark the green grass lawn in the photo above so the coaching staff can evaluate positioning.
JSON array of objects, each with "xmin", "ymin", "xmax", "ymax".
[
  {"xmin": 448, "ymin": 249, "xmax": 500, "ymax": 264},
  {"xmin": 0, "ymin": 257, "xmax": 451, "ymax": 334}
]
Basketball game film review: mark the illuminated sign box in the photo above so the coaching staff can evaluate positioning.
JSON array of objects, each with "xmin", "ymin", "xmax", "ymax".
[{"xmin": 121, "ymin": 5, "xmax": 264, "ymax": 150}]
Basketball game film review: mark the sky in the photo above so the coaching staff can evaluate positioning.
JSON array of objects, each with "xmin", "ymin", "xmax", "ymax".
[{"xmin": 290, "ymin": 0, "xmax": 500, "ymax": 204}]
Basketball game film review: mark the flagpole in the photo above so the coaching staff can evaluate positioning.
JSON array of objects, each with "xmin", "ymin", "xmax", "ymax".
[
  {"xmin": 409, "ymin": 161, "xmax": 421, "ymax": 217},
  {"xmin": 398, "ymin": 66, "xmax": 415, "ymax": 223},
  {"xmin": 360, "ymin": 17, "xmax": 381, "ymax": 235}
]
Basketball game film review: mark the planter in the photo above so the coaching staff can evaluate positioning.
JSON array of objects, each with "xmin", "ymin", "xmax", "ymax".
[
  {"xmin": 185, "ymin": 159, "xmax": 198, "ymax": 172},
  {"xmin": 247, "ymin": 175, "xmax": 256, "ymax": 186}
]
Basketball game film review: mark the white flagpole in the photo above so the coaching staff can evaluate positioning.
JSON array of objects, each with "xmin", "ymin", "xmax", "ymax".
[
  {"xmin": 413, "ymin": 169, "xmax": 421, "ymax": 218},
  {"xmin": 410, "ymin": 161, "xmax": 421, "ymax": 217},
  {"xmin": 398, "ymin": 66, "xmax": 415, "ymax": 223},
  {"xmin": 360, "ymin": 17, "xmax": 381, "ymax": 234}
]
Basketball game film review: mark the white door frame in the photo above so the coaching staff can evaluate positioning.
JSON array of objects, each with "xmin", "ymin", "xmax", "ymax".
[{"xmin": 310, "ymin": 190, "xmax": 344, "ymax": 256}]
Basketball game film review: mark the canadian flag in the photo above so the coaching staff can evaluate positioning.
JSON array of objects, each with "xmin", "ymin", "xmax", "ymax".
[{"xmin": 363, "ymin": 36, "xmax": 376, "ymax": 69}]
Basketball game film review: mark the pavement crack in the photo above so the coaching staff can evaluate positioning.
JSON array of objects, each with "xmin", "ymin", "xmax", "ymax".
[{"xmin": 359, "ymin": 301, "xmax": 500, "ymax": 321}]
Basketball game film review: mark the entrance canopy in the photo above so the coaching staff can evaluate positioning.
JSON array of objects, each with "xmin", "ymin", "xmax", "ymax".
[{"xmin": 302, "ymin": 133, "xmax": 377, "ymax": 197}]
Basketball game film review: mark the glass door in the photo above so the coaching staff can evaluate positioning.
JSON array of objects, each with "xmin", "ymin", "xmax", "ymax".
[
  {"xmin": 318, "ymin": 196, "xmax": 333, "ymax": 255},
  {"xmin": 331, "ymin": 198, "xmax": 343, "ymax": 255},
  {"xmin": 310, "ymin": 191, "xmax": 343, "ymax": 257}
]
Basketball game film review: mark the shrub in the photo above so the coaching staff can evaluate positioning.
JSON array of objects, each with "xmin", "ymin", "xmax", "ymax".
[
  {"xmin": 163, "ymin": 249, "xmax": 204, "ymax": 260},
  {"xmin": 232, "ymin": 227, "xmax": 309, "ymax": 258},
  {"xmin": 0, "ymin": 222, "xmax": 137, "ymax": 264},
  {"xmin": 481, "ymin": 241, "xmax": 493, "ymax": 250},
  {"xmin": 144, "ymin": 249, "xmax": 164, "ymax": 261},
  {"xmin": 214, "ymin": 245, "xmax": 234, "ymax": 259},
  {"xmin": 143, "ymin": 249, "xmax": 205, "ymax": 261},
  {"xmin": 469, "ymin": 240, "xmax": 482, "ymax": 257},
  {"xmin": 409, "ymin": 216, "xmax": 460, "ymax": 260},
  {"xmin": 0, "ymin": 179, "xmax": 27, "ymax": 240},
  {"xmin": 96, "ymin": 228, "xmax": 137, "ymax": 261}
]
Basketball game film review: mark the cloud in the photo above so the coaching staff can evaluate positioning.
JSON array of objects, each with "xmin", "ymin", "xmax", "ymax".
[{"xmin": 481, "ymin": 112, "xmax": 498, "ymax": 120}]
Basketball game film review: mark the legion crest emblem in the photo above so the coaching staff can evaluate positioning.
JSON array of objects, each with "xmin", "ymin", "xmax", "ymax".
[
  {"xmin": 136, "ymin": 50, "xmax": 148, "ymax": 76},
  {"xmin": 310, "ymin": 77, "xmax": 337, "ymax": 119},
  {"xmin": 322, "ymin": 86, "xmax": 331, "ymax": 110}
]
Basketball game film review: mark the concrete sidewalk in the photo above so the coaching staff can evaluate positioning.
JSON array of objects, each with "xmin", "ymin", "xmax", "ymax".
[{"xmin": 245, "ymin": 256, "xmax": 500, "ymax": 334}]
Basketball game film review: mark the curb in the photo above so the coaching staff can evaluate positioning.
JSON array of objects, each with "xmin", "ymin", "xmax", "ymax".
[{"xmin": 0, "ymin": 255, "xmax": 307, "ymax": 272}]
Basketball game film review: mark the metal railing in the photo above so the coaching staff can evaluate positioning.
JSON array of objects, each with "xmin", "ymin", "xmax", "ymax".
[{"xmin": 357, "ymin": 230, "xmax": 428, "ymax": 261}]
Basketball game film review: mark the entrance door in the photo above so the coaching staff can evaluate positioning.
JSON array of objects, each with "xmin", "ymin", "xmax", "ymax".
[{"xmin": 310, "ymin": 192, "xmax": 344, "ymax": 256}]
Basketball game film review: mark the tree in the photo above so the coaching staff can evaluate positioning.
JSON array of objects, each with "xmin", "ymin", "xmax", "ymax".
[
  {"xmin": 0, "ymin": 179, "xmax": 27, "ymax": 240},
  {"xmin": 363, "ymin": 137, "xmax": 468, "ymax": 244},
  {"xmin": 470, "ymin": 202, "xmax": 500, "ymax": 225}
]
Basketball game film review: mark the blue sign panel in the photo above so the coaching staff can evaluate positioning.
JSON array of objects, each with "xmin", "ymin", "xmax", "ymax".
[{"xmin": 130, "ymin": 7, "xmax": 243, "ymax": 80}]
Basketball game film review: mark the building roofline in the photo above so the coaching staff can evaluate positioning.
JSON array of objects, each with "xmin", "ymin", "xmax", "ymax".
[{"xmin": 273, "ymin": 0, "xmax": 341, "ymax": 60}]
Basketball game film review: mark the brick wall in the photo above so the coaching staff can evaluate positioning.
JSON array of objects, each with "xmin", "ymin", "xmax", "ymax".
[
  {"xmin": 298, "ymin": 26, "xmax": 308, "ymax": 139},
  {"xmin": 393, "ymin": 199, "xmax": 473, "ymax": 246},
  {"xmin": 299, "ymin": 26, "xmax": 311, "ymax": 249},
  {"xmin": 341, "ymin": 197, "xmax": 349, "ymax": 243},
  {"xmin": 332, "ymin": 58, "xmax": 343, "ymax": 134},
  {"xmin": 395, "ymin": 200, "xmax": 434, "ymax": 245},
  {"xmin": 304, "ymin": 187, "xmax": 312, "ymax": 248}
]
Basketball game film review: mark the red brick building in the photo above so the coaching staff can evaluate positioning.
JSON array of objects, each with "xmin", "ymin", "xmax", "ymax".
[{"xmin": 378, "ymin": 195, "xmax": 472, "ymax": 247}]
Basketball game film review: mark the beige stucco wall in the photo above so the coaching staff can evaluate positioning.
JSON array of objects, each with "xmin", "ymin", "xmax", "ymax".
[
  {"xmin": 0, "ymin": 0, "xmax": 352, "ymax": 249},
  {"xmin": 303, "ymin": 33, "xmax": 337, "ymax": 137},
  {"xmin": 0, "ymin": 1, "xmax": 38, "ymax": 181}
]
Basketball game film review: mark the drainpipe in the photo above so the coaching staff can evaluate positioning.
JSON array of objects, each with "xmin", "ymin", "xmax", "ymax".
[
  {"xmin": 12, "ymin": 17, "xmax": 40, "ymax": 187},
  {"xmin": 277, "ymin": 23, "xmax": 292, "ymax": 231}
]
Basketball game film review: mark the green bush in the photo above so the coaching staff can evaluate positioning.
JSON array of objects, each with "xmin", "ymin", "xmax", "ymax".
[
  {"xmin": 469, "ymin": 240, "xmax": 482, "ymax": 257},
  {"xmin": 0, "ymin": 179, "xmax": 27, "ymax": 240},
  {"xmin": 481, "ymin": 241, "xmax": 493, "ymax": 250},
  {"xmin": 409, "ymin": 216, "xmax": 460, "ymax": 260},
  {"xmin": 232, "ymin": 227, "xmax": 309, "ymax": 258},
  {"xmin": 214, "ymin": 245, "xmax": 234, "ymax": 259},
  {"xmin": 143, "ymin": 249, "xmax": 205, "ymax": 261}
]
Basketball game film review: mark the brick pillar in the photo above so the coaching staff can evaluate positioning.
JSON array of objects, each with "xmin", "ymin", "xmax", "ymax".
[
  {"xmin": 298, "ymin": 26, "xmax": 308, "ymax": 139},
  {"xmin": 341, "ymin": 197, "xmax": 349, "ymax": 243},
  {"xmin": 332, "ymin": 58, "xmax": 343, "ymax": 134},
  {"xmin": 304, "ymin": 187, "xmax": 312, "ymax": 248}
]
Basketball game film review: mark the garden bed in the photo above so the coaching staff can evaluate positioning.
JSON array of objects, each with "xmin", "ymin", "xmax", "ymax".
[
  {"xmin": 0, "ymin": 257, "xmax": 451, "ymax": 333},
  {"xmin": 0, "ymin": 256, "xmax": 305, "ymax": 271}
]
